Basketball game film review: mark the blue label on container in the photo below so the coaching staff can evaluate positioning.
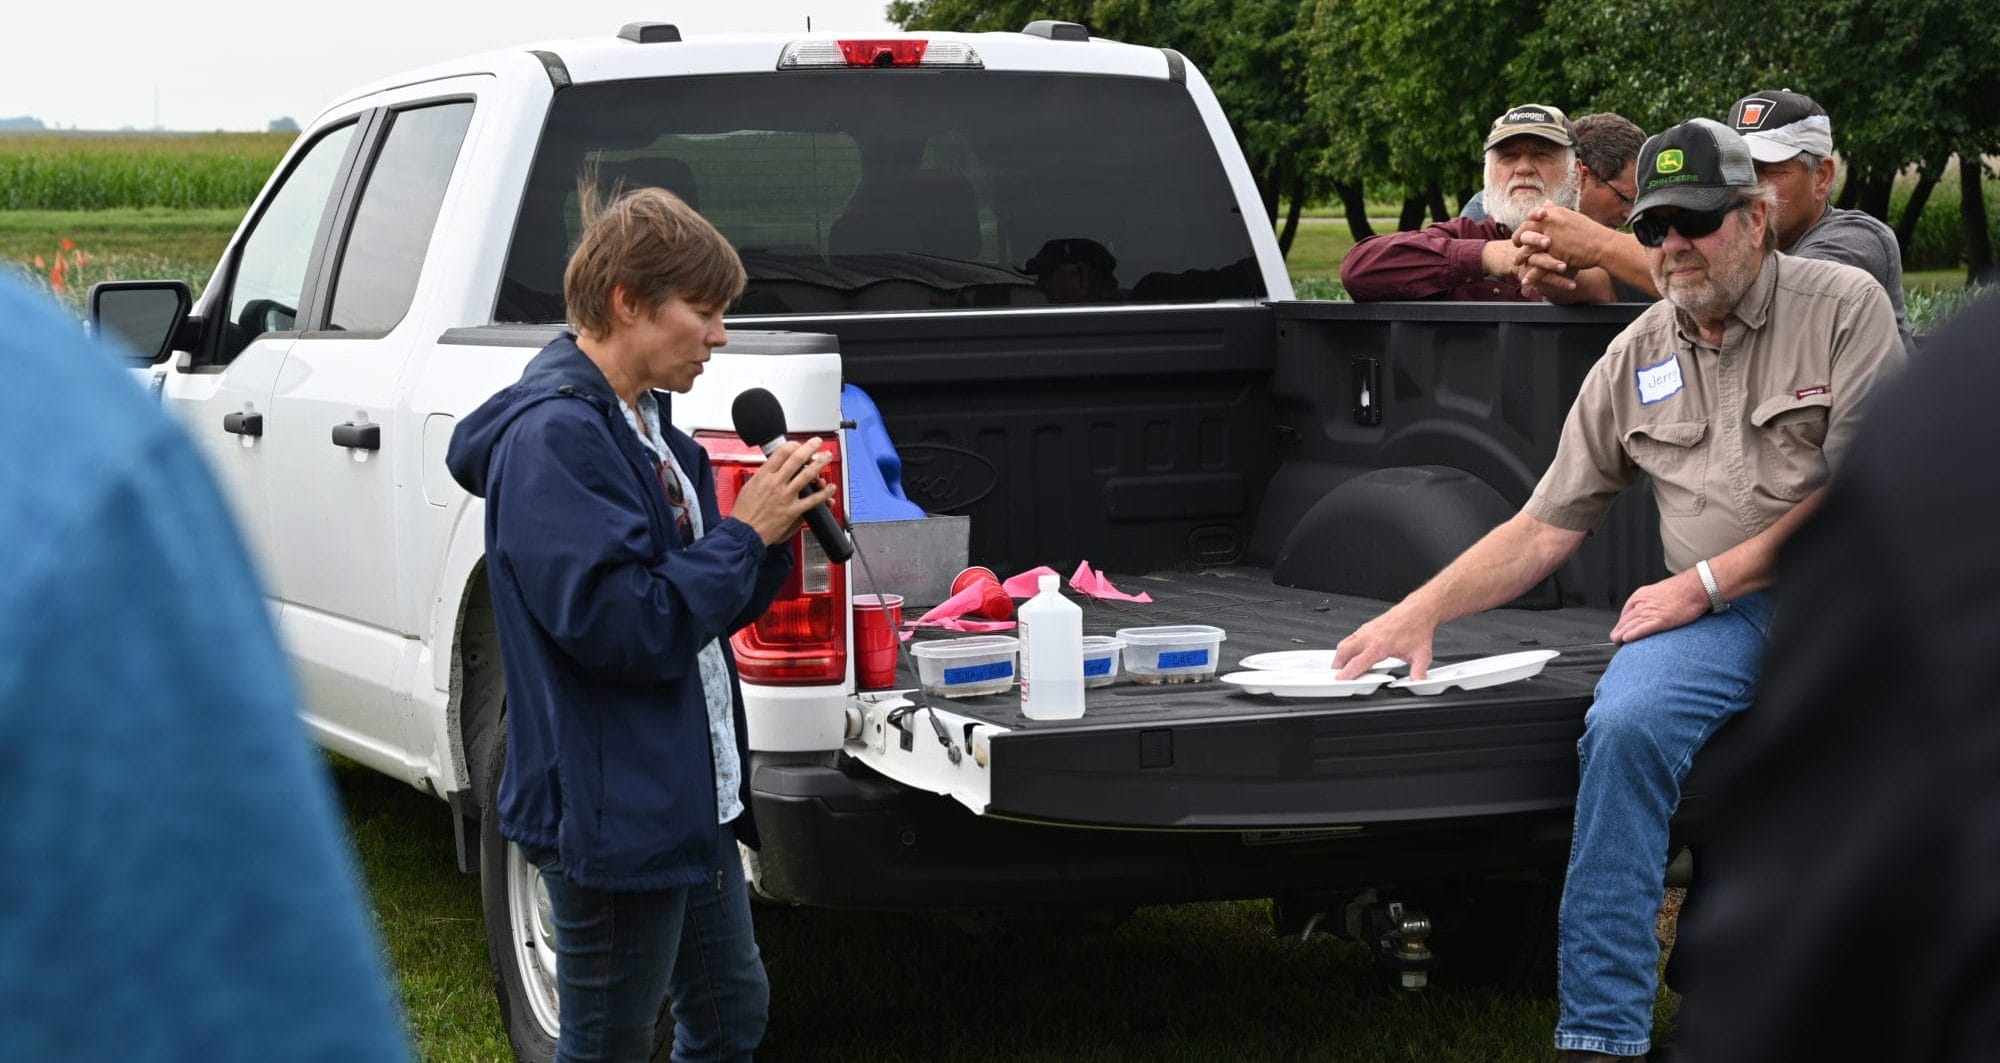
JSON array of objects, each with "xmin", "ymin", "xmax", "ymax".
[
  {"xmin": 943, "ymin": 660, "xmax": 1013, "ymax": 685},
  {"xmin": 1156, "ymin": 649, "xmax": 1210, "ymax": 669},
  {"xmin": 1084, "ymin": 657, "xmax": 1113, "ymax": 677}
]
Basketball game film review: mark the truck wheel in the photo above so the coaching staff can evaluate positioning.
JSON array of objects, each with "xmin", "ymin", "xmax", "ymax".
[
  {"xmin": 1413, "ymin": 877, "xmax": 1560, "ymax": 995},
  {"xmin": 477, "ymin": 729, "xmax": 675, "ymax": 1062},
  {"xmin": 478, "ymin": 731, "xmax": 561, "ymax": 1062}
]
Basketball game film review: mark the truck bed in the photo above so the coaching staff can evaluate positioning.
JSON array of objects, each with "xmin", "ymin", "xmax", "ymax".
[
  {"xmin": 898, "ymin": 566, "xmax": 1616, "ymax": 728},
  {"xmin": 887, "ymin": 568, "xmax": 1622, "ymax": 830}
]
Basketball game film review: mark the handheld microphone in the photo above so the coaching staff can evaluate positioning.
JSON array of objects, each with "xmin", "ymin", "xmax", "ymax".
[{"xmin": 731, "ymin": 387, "xmax": 854, "ymax": 563}]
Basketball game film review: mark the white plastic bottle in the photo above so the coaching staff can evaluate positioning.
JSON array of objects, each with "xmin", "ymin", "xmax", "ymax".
[{"xmin": 1018, "ymin": 574, "xmax": 1085, "ymax": 719}]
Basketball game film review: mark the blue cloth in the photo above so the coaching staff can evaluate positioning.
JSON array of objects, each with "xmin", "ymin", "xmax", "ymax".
[
  {"xmin": 1459, "ymin": 189, "xmax": 1490, "ymax": 221},
  {"xmin": 0, "ymin": 278, "xmax": 409, "ymax": 1060},
  {"xmin": 529, "ymin": 829, "xmax": 769, "ymax": 1062},
  {"xmin": 840, "ymin": 383, "xmax": 925, "ymax": 522},
  {"xmin": 618, "ymin": 391, "xmax": 742, "ymax": 826},
  {"xmin": 1554, "ymin": 589, "xmax": 1777, "ymax": 1056},
  {"xmin": 445, "ymin": 333, "xmax": 792, "ymax": 890}
]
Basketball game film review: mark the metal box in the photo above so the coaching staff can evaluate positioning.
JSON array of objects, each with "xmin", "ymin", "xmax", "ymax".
[{"xmin": 848, "ymin": 515, "xmax": 971, "ymax": 609}]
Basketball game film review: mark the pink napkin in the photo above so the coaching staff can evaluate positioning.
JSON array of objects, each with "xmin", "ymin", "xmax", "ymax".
[
  {"xmin": 1000, "ymin": 562, "xmax": 1154, "ymax": 603},
  {"xmin": 1068, "ymin": 560, "xmax": 1154, "ymax": 603},
  {"xmin": 1001, "ymin": 566, "xmax": 1060, "ymax": 598},
  {"xmin": 900, "ymin": 583, "xmax": 1017, "ymax": 639}
]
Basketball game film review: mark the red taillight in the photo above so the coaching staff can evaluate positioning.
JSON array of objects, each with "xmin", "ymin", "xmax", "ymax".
[
  {"xmin": 777, "ymin": 39, "xmax": 983, "ymax": 70},
  {"xmin": 696, "ymin": 430, "xmax": 847, "ymax": 686},
  {"xmin": 837, "ymin": 39, "xmax": 927, "ymax": 67}
]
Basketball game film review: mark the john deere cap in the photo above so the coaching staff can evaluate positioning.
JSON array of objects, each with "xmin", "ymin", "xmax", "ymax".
[
  {"xmin": 1483, "ymin": 103, "xmax": 1575, "ymax": 150},
  {"xmin": 1729, "ymin": 88, "xmax": 1833, "ymax": 163},
  {"xmin": 1629, "ymin": 117, "xmax": 1759, "ymax": 220}
]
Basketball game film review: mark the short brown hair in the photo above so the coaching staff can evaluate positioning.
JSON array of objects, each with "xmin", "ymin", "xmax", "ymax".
[
  {"xmin": 1573, "ymin": 113, "xmax": 1646, "ymax": 181},
  {"xmin": 563, "ymin": 183, "xmax": 745, "ymax": 337}
]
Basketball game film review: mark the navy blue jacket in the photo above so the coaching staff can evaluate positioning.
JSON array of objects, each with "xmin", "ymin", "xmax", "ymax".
[{"xmin": 446, "ymin": 335, "xmax": 793, "ymax": 890}]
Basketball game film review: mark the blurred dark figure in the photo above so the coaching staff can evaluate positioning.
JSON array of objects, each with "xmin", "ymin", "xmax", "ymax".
[
  {"xmin": 0, "ymin": 276, "xmax": 410, "ymax": 1059},
  {"xmin": 1024, "ymin": 237, "xmax": 1120, "ymax": 304},
  {"xmin": 1675, "ymin": 293, "xmax": 2000, "ymax": 1061}
]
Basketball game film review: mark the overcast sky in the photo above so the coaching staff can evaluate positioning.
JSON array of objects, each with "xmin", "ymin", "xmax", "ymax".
[{"xmin": 9, "ymin": 2, "xmax": 902, "ymax": 131}]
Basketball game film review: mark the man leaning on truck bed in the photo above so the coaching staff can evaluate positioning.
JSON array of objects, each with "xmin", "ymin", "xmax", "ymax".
[
  {"xmin": 1331, "ymin": 118, "xmax": 1905, "ymax": 1061},
  {"xmin": 1339, "ymin": 103, "xmax": 1619, "ymax": 303}
]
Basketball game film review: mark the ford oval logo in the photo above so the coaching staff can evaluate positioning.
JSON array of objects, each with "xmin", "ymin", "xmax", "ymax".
[{"xmin": 897, "ymin": 443, "xmax": 998, "ymax": 513}]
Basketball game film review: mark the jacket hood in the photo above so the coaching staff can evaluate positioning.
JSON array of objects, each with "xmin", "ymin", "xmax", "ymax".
[{"xmin": 446, "ymin": 333, "xmax": 670, "ymax": 497}]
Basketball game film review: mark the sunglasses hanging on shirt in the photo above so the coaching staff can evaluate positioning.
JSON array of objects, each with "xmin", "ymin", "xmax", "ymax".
[{"xmin": 1632, "ymin": 204, "xmax": 1742, "ymax": 248}]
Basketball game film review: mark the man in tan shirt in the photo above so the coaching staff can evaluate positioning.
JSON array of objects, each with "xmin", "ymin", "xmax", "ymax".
[{"xmin": 1333, "ymin": 118, "xmax": 1904, "ymax": 1061}]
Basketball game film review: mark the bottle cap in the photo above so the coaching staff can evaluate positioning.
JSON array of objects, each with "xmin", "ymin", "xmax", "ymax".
[{"xmin": 1039, "ymin": 574, "xmax": 1059, "ymax": 593}]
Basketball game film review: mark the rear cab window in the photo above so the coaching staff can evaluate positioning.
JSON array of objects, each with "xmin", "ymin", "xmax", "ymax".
[{"xmin": 497, "ymin": 71, "xmax": 1262, "ymax": 320}]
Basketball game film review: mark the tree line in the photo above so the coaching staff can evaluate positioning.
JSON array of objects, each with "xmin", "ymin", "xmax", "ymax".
[{"xmin": 888, "ymin": 0, "xmax": 2000, "ymax": 281}]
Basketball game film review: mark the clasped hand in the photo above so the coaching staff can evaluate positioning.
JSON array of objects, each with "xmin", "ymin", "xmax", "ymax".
[{"xmin": 1509, "ymin": 205, "xmax": 1602, "ymax": 297}]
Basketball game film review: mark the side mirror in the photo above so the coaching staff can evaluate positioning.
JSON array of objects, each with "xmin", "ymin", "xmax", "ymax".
[{"xmin": 88, "ymin": 280, "xmax": 195, "ymax": 364}]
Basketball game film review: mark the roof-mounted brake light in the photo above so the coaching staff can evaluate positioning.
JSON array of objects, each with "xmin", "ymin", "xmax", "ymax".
[{"xmin": 778, "ymin": 39, "xmax": 983, "ymax": 70}]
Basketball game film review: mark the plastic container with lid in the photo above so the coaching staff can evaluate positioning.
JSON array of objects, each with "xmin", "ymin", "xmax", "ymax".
[
  {"xmin": 1081, "ymin": 636, "xmax": 1123, "ymax": 688},
  {"xmin": 909, "ymin": 635, "xmax": 1019, "ymax": 698},
  {"xmin": 1115, "ymin": 625, "xmax": 1227, "ymax": 684}
]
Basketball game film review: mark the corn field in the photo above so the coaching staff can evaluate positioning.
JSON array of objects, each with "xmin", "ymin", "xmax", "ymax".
[{"xmin": 0, "ymin": 132, "xmax": 293, "ymax": 210}]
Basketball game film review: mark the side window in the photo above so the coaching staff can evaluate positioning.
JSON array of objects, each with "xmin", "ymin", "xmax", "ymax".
[
  {"xmin": 326, "ymin": 102, "xmax": 475, "ymax": 334},
  {"xmin": 221, "ymin": 123, "xmax": 356, "ymax": 362}
]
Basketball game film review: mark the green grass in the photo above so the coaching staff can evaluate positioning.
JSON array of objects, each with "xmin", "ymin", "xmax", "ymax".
[
  {"xmin": 335, "ymin": 759, "xmax": 512, "ymax": 1063},
  {"xmin": 331, "ymin": 759, "xmax": 1682, "ymax": 1062},
  {"xmin": 0, "ymin": 207, "xmax": 240, "ymax": 313},
  {"xmin": 0, "ymin": 132, "xmax": 292, "ymax": 210},
  {"xmin": 1280, "ymin": 219, "xmax": 1359, "ymax": 284}
]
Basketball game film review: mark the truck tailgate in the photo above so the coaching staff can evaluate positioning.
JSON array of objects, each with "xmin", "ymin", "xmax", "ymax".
[{"xmin": 856, "ymin": 567, "xmax": 1616, "ymax": 828}]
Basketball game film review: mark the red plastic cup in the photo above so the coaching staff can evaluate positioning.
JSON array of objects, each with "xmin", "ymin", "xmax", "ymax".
[
  {"xmin": 853, "ymin": 594, "xmax": 904, "ymax": 689},
  {"xmin": 951, "ymin": 566, "xmax": 1000, "ymax": 596},
  {"xmin": 950, "ymin": 566, "xmax": 1014, "ymax": 620},
  {"xmin": 975, "ymin": 582, "xmax": 1014, "ymax": 621}
]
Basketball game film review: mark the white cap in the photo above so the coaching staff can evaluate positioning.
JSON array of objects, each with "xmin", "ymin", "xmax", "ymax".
[{"xmin": 1039, "ymin": 574, "xmax": 1059, "ymax": 593}]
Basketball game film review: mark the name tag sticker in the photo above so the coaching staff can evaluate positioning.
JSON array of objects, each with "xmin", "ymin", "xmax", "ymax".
[{"xmin": 1636, "ymin": 355, "xmax": 1685, "ymax": 405}]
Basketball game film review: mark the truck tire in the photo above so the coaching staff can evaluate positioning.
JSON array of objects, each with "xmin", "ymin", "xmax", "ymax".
[
  {"xmin": 1413, "ymin": 877, "xmax": 1560, "ymax": 996},
  {"xmin": 479, "ymin": 731, "xmax": 561, "ymax": 1062},
  {"xmin": 477, "ymin": 728, "xmax": 672, "ymax": 1061}
]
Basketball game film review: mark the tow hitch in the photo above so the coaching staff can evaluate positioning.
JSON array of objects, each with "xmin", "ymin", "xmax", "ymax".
[
  {"xmin": 1274, "ymin": 890, "xmax": 1437, "ymax": 991},
  {"xmin": 1348, "ymin": 894, "xmax": 1435, "ymax": 990}
]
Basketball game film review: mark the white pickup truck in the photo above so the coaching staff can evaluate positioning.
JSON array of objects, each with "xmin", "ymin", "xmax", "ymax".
[{"xmin": 96, "ymin": 19, "xmax": 1665, "ymax": 1062}]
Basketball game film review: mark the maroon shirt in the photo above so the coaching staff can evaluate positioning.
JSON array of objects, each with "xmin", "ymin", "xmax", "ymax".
[{"xmin": 1339, "ymin": 216, "xmax": 1541, "ymax": 302}]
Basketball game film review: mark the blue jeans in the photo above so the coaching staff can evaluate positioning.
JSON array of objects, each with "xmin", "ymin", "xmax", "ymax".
[
  {"xmin": 531, "ymin": 829, "xmax": 769, "ymax": 1063},
  {"xmin": 1554, "ymin": 591, "xmax": 1776, "ymax": 1056}
]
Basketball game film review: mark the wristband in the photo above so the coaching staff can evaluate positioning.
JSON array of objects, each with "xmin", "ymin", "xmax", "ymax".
[{"xmin": 1695, "ymin": 559, "xmax": 1728, "ymax": 614}]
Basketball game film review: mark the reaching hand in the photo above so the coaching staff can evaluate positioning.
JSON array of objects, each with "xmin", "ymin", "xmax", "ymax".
[
  {"xmin": 1333, "ymin": 603, "xmax": 1440, "ymax": 680},
  {"xmin": 732, "ymin": 437, "xmax": 837, "ymax": 546},
  {"xmin": 1609, "ymin": 569, "xmax": 1711, "ymax": 644}
]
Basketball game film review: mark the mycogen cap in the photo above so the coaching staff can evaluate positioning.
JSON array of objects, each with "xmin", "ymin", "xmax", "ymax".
[{"xmin": 1484, "ymin": 103, "xmax": 1576, "ymax": 151}]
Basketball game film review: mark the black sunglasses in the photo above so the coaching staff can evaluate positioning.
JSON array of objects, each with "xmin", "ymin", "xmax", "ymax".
[{"xmin": 1632, "ymin": 205, "xmax": 1741, "ymax": 247}]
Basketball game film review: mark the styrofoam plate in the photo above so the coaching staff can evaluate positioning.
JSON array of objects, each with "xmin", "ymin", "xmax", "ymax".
[
  {"xmin": 1221, "ymin": 670, "xmax": 1395, "ymax": 697},
  {"xmin": 1387, "ymin": 650, "xmax": 1561, "ymax": 696},
  {"xmin": 1237, "ymin": 650, "xmax": 1408, "ymax": 673}
]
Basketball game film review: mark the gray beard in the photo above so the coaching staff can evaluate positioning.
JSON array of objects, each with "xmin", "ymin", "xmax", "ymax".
[
  {"xmin": 1485, "ymin": 167, "xmax": 1581, "ymax": 230},
  {"xmin": 1654, "ymin": 242, "xmax": 1764, "ymax": 324}
]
